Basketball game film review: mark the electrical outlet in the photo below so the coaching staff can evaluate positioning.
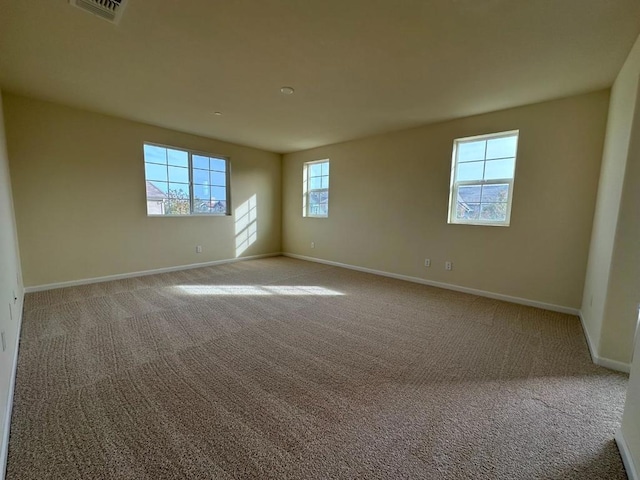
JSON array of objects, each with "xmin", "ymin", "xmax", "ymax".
[
  {"xmin": 424, "ymin": 259, "xmax": 431, "ymax": 267},
  {"xmin": 196, "ymin": 245, "xmax": 203, "ymax": 253},
  {"xmin": 311, "ymin": 242, "xmax": 315, "ymax": 249},
  {"xmin": 445, "ymin": 261, "xmax": 453, "ymax": 271}
]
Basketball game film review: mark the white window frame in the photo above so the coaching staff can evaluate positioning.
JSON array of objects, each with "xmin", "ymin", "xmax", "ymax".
[
  {"xmin": 447, "ymin": 130, "xmax": 519, "ymax": 227},
  {"xmin": 303, "ymin": 159, "xmax": 330, "ymax": 218},
  {"xmin": 143, "ymin": 142, "xmax": 231, "ymax": 217}
]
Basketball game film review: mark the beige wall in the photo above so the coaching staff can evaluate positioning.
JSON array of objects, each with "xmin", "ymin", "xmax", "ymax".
[
  {"xmin": 283, "ymin": 91, "xmax": 609, "ymax": 310},
  {"xmin": 609, "ymin": 34, "xmax": 640, "ymax": 475},
  {"xmin": 622, "ymin": 342, "xmax": 640, "ymax": 477},
  {"xmin": 0, "ymin": 89, "xmax": 23, "ymax": 478},
  {"xmin": 3, "ymin": 94, "xmax": 282, "ymax": 287},
  {"xmin": 581, "ymin": 35, "xmax": 640, "ymax": 365}
]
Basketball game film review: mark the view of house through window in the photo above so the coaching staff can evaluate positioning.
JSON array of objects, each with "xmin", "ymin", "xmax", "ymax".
[
  {"xmin": 143, "ymin": 143, "xmax": 230, "ymax": 216},
  {"xmin": 303, "ymin": 160, "xmax": 329, "ymax": 217},
  {"xmin": 448, "ymin": 131, "xmax": 519, "ymax": 226}
]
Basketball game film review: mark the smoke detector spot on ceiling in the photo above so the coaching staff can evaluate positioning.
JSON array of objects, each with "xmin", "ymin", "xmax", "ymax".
[{"xmin": 70, "ymin": 0, "xmax": 128, "ymax": 25}]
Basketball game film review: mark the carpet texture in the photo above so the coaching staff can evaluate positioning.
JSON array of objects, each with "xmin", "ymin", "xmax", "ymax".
[{"xmin": 7, "ymin": 257, "xmax": 628, "ymax": 479}]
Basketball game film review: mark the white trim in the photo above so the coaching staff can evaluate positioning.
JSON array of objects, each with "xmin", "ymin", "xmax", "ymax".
[
  {"xmin": 282, "ymin": 253, "xmax": 579, "ymax": 315},
  {"xmin": 24, "ymin": 253, "xmax": 281, "ymax": 293},
  {"xmin": 598, "ymin": 356, "xmax": 631, "ymax": 373},
  {"xmin": 578, "ymin": 311, "xmax": 630, "ymax": 373},
  {"xmin": 616, "ymin": 428, "xmax": 638, "ymax": 480},
  {"xmin": 578, "ymin": 311, "xmax": 600, "ymax": 365},
  {"xmin": 1, "ymin": 288, "xmax": 23, "ymax": 480}
]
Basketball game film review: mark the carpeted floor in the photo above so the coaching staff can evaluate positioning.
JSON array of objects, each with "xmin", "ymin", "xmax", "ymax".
[{"xmin": 7, "ymin": 256, "xmax": 628, "ymax": 479}]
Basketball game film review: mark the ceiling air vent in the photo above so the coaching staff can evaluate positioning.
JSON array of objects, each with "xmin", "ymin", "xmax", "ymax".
[{"xmin": 70, "ymin": 0, "xmax": 128, "ymax": 24}]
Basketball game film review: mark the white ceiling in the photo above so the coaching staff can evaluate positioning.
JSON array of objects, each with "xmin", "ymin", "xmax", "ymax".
[{"xmin": 1, "ymin": 0, "xmax": 639, "ymax": 153}]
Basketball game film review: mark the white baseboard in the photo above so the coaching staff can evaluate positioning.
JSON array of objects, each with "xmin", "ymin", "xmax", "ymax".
[
  {"xmin": 24, "ymin": 253, "xmax": 282, "ymax": 293},
  {"xmin": 282, "ymin": 253, "xmax": 579, "ymax": 316},
  {"xmin": 1, "ymin": 288, "xmax": 23, "ymax": 480},
  {"xmin": 616, "ymin": 428, "xmax": 638, "ymax": 480},
  {"xmin": 596, "ymin": 356, "xmax": 631, "ymax": 373},
  {"xmin": 578, "ymin": 312, "xmax": 630, "ymax": 373}
]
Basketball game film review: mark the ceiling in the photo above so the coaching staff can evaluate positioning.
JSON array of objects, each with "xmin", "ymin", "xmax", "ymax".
[{"xmin": 1, "ymin": 0, "xmax": 639, "ymax": 154}]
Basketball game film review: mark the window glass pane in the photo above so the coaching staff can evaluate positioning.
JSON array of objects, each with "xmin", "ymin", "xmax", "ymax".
[
  {"xmin": 166, "ymin": 199, "xmax": 190, "ymax": 215},
  {"xmin": 456, "ymin": 161, "xmax": 484, "ymax": 181},
  {"xmin": 168, "ymin": 182, "xmax": 189, "ymax": 198},
  {"xmin": 193, "ymin": 184, "xmax": 210, "ymax": 201},
  {"xmin": 456, "ymin": 202, "xmax": 480, "ymax": 220},
  {"xmin": 146, "ymin": 181, "xmax": 168, "ymax": 216},
  {"xmin": 167, "ymin": 149, "xmax": 188, "ymax": 167},
  {"xmin": 309, "ymin": 163, "xmax": 323, "ymax": 177},
  {"xmin": 210, "ymin": 171, "xmax": 226, "ymax": 187},
  {"xmin": 458, "ymin": 185, "xmax": 481, "ymax": 204},
  {"xmin": 481, "ymin": 183, "xmax": 509, "ymax": 203},
  {"xmin": 484, "ymin": 158, "xmax": 515, "ymax": 180},
  {"xmin": 195, "ymin": 197, "xmax": 220, "ymax": 214},
  {"xmin": 193, "ymin": 155, "xmax": 209, "ymax": 170},
  {"xmin": 147, "ymin": 201, "xmax": 165, "ymax": 215},
  {"xmin": 168, "ymin": 166, "xmax": 189, "ymax": 183},
  {"xmin": 147, "ymin": 181, "xmax": 168, "ymax": 195},
  {"xmin": 211, "ymin": 186, "xmax": 227, "ymax": 202},
  {"xmin": 310, "ymin": 177, "xmax": 322, "ymax": 190},
  {"xmin": 213, "ymin": 200, "xmax": 227, "ymax": 214},
  {"xmin": 457, "ymin": 140, "xmax": 486, "ymax": 162},
  {"xmin": 321, "ymin": 176, "xmax": 329, "ymax": 189},
  {"xmin": 480, "ymin": 203, "xmax": 508, "ymax": 222},
  {"xmin": 321, "ymin": 162, "xmax": 329, "ymax": 175},
  {"xmin": 144, "ymin": 145, "xmax": 167, "ymax": 164},
  {"xmin": 166, "ymin": 183, "xmax": 190, "ymax": 215},
  {"xmin": 193, "ymin": 168, "xmax": 209, "ymax": 185},
  {"xmin": 308, "ymin": 190, "xmax": 329, "ymax": 216},
  {"xmin": 193, "ymin": 201, "xmax": 210, "ymax": 214},
  {"xmin": 486, "ymin": 135, "xmax": 517, "ymax": 159},
  {"xmin": 145, "ymin": 163, "xmax": 167, "ymax": 182},
  {"xmin": 210, "ymin": 158, "xmax": 226, "ymax": 172}
]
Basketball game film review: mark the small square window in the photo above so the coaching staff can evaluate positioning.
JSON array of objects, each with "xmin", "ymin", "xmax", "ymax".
[
  {"xmin": 448, "ymin": 131, "xmax": 519, "ymax": 226},
  {"xmin": 303, "ymin": 160, "xmax": 329, "ymax": 218}
]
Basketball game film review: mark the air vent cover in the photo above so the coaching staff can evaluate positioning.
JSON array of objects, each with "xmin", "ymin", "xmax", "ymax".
[{"xmin": 70, "ymin": 0, "xmax": 128, "ymax": 24}]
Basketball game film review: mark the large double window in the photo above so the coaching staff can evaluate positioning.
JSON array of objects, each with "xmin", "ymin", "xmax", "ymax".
[
  {"xmin": 143, "ymin": 143, "xmax": 230, "ymax": 216},
  {"xmin": 303, "ymin": 159, "xmax": 330, "ymax": 217},
  {"xmin": 448, "ymin": 131, "xmax": 519, "ymax": 226}
]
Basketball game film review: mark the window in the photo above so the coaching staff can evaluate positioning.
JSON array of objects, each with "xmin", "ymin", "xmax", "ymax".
[
  {"xmin": 303, "ymin": 160, "xmax": 330, "ymax": 217},
  {"xmin": 448, "ymin": 130, "xmax": 519, "ymax": 226},
  {"xmin": 143, "ymin": 143, "xmax": 230, "ymax": 216}
]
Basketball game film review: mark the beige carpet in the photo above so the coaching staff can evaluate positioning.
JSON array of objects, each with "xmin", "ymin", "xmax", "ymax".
[{"xmin": 7, "ymin": 256, "xmax": 628, "ymax": 479}]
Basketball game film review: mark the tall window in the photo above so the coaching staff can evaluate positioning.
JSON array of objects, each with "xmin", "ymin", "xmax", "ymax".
[
  {"xmin": 303, "ymin": 160, "xmax": 330, "ymax": 217},
  {"xmin": 143, "ymin": 143, "xmax": 230, "ymax": 216},
  {"xmin": 448, "ymin": 130, "xmax": 519, "ymax": 226}
]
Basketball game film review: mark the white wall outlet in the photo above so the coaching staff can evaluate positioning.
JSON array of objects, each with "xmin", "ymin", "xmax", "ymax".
[
  {"xmin": 311, "ymin": 242, "xmax": 315, "ymax": 249},
  {"xmin": 445, "ymin": 261, "xmax": 453, "ymax": 271},
  {"xmin": 196, "ymin": 245, "xmax": 203, "ymax": 253},
  {"xmin": 424, "ymin": 259, "xmax": 431, "ymax": 267}
]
